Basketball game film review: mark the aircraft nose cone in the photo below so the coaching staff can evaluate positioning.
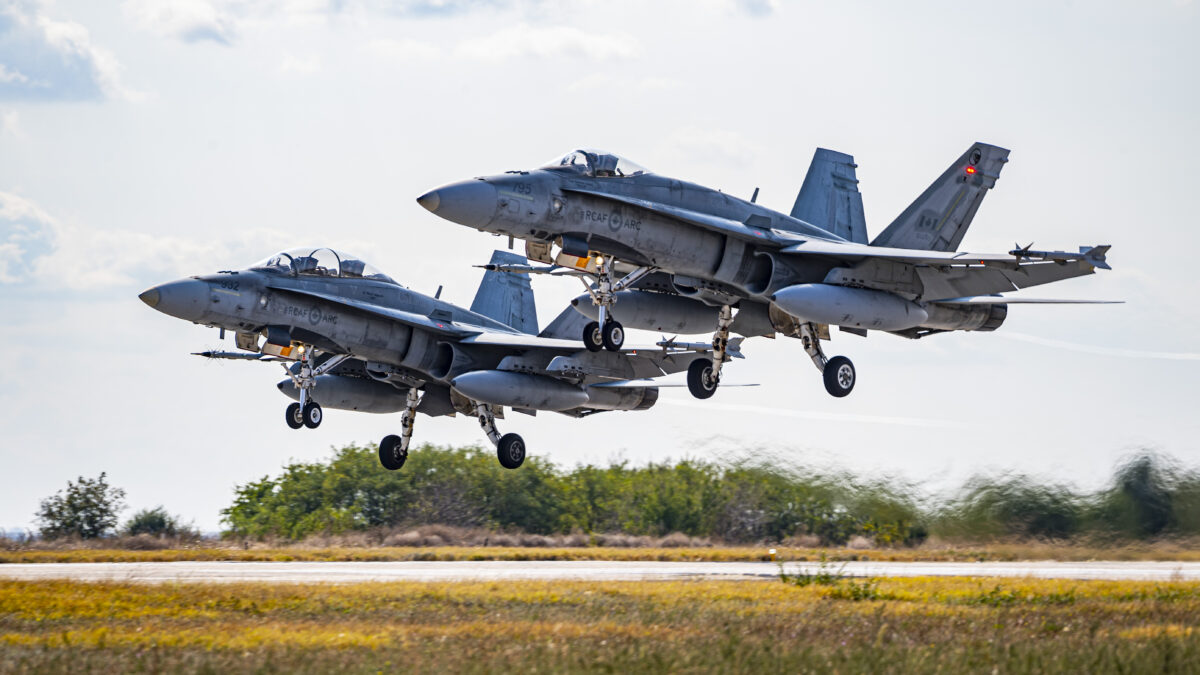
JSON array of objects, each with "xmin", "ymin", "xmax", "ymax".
[
  {"xmin": 417, "ymin": 180, "xmax": 497, "ymax": 228},
  {"xmin": 416, "ymin": 190, "xmax": 440, "ymax": 213},
  {"xmin": 140, "ymin": 278, "xmax": 210, "ymax": 321},
  {"xmin": 138, "ymin": 287, "xmax": 160, "ymax": 308}
]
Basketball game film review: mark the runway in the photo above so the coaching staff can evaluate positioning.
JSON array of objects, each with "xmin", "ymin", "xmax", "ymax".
[{"xmin": 2, "ymin": 560, "xmax": 1199, "ymax": 583}]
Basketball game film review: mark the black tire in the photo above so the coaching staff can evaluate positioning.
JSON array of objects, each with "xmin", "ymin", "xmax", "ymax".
[
  {"xmin": 687, "ymin": 358, "xmax": 718, "ymax": 399},
  {"xmin": 285, "ymin": 403, "xmax": 303, "ymax": 430},
  {"xmin": 379, "ymin": 434, "xmax": 406, "ymax": 471},
  {"xmin": 601, "ymin": 321, "xmax": 624, "ymax": 351},
  {"xmin": 497, "ymin": 433, "xmax": 526, "ymax": 469},
  {"xmin": 823, "ymin": 356, "xmax": 856, "ymax": 398},
  {"xmin": 582, "ymin": 321, "xmax": 604, "ymax": 352},
  {"xmin": 302, "ymin": 401, "xmax": 323, "ymax": 429}
]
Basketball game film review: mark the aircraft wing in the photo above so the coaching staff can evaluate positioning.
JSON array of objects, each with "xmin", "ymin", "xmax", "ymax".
[
  {"xmin": 267, "ymin": 286, "xmax": 478, "ymax": 337},
  {"xmin": 781, "ymin": 239, "xmax": 1018, "ymax": 265},
  {"xmin": 779, "ymin": 241, "xmax": 1112, "ymax": 299},
  {"xmin": 562, "ymin": 187, "xmax": 800, "ymax": 246}
]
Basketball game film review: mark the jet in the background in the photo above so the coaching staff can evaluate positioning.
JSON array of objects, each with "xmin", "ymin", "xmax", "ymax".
[
  {"xmin": 418, "ymin": 143, "xmax": 1114, "ymax": 398},
  {"xmin": 139, "ymin": 248, "xmax": 736, "ymax": 471}
]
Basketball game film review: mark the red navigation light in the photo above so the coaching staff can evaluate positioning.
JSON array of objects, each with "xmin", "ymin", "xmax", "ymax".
[{"xmin": 965, "ymin": 166, "xmax": 977, "ymax": 174}]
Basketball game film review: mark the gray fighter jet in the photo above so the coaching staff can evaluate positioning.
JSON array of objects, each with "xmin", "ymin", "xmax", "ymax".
[
  {"xmin": 138, "ymin": 248, "xmax": 734, "ymax": 470},
  {"xmin": 418, "ymin": 144, "xmax": 1114, "ymax": 399}
]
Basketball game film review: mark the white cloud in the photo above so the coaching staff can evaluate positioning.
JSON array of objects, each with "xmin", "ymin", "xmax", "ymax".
[
  {"xmin": 367, "ymin": 24, "xmax": 640, "ymax": 66},
  {"xmin": 280, "ymin": 52, "xmax": 324, "ymax": 74},
  {"xmin": 658, "ymin": 126, "xmax": 762, "ymax": 169},
  {"xmin": 0, "ymin": 191, "xmax": 288, "ymax": 290},
  {"xmin": 366, "ymin": 37, "xmax": 442, "ymax": 63},
  {"xmin": 566, "ymin": 73, "xmax": 681, "ymax": 94},
  {"xmin": 457, "ymin": 23, "xmax": 638, "ymax": 61},
  {"xmin": 121, "ymin": 0, "xmax": 239, "ymax": 45},
  {"xmin": 0, "ymin": 3, "xmax": 134, "ymax": 101},
  {"xmin": 0, "ymin": 108, "xmax": 19, "ymax": 137},
  {"xmin": 0, "ymin": 63, "xmax": 29, "ymax": 84}
]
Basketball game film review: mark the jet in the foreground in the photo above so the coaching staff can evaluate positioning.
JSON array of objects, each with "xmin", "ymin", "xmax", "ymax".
[
  {"xmin": 139, "ymin": 248, "xmax": 734, "ymax": 470},
  {"xmin": 418, "ymin": 144, "xmax": 1114, "ymax": 398}
]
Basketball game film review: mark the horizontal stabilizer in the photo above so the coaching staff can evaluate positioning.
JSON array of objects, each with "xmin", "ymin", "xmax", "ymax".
[
  {"xmin": 539, "ymin": 305, "xmax": 590, "ymax": 340},
  {"xmin": 789, "ymin": 148, "xmax": 868, "ymax": 244}
]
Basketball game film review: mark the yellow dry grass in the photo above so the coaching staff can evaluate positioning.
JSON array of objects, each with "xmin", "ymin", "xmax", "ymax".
[{"xmin": 1, "ymin": 576, "xmax": 1199, "ymax": 672}]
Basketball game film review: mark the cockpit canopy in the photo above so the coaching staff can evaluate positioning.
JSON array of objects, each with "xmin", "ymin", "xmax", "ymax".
[
  {"xmin": 540, "ymin": 149, "xmax": 649, "ymax": 178},
  {"xmin": 251, "ymin": 248, "xmax": 397, "ymax": 284}
]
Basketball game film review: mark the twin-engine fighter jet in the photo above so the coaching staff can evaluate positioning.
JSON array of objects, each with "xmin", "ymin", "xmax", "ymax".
[
  {"xmin": 418, "ymin": 144, "xmax": 1114, "ymax": 398},
  {"xmin": 139, "ymin": 248, "xmax": 734, "ymax": 471}
]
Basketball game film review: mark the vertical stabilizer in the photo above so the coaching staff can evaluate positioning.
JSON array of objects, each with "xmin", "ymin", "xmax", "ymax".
[
  {"xmin": 870, "ymin": 142, "xmax": 1009, "ymax": 251},
  {"xmin": 471, "ymin": 250, "xmax": 538, "ymax": 334},
  {"xmin": 788, "ymin": 148, "xmax": 868, "ymax": 244}
]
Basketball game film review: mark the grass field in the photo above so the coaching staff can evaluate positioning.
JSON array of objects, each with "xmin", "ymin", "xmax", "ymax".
[
  {"xmin": 4, "ymin": 541, "xmax": 1200, "ymax": 564},
  {"xmin": 2, "ymin": 576, "xmax": 1199, "ymax": 673}
]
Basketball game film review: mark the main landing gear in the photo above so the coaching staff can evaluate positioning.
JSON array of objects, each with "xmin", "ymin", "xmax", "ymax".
[
  {"xmin": 798, "ymin": 322, "xmax": 856, "ymax": 398},
  {"xmin": 376, "ymin": 392, "xmax": 527, "ymax": 471},
  {"xmin": 379, "ymin": 387, "xmax": 422, "ymax": 471},
  {"xmin": 282, "ymin": 349, "xmax": 350, "ymax": 430},
  {"xmin": 687, "ymin": 304, "xmax": 734, "ymax": 399},
  {"xmin": 476, "ymin": 402, "xmax": 525, "ymax": 470},
  {"xmin": 579, "ymin": 256, "xmax": 655, "ymax": 353}
]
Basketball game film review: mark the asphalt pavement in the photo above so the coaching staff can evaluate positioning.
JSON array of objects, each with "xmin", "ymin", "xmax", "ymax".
[{"xmin": 1, "ymin": 560, "xmax": 1198, "ymax": 583}]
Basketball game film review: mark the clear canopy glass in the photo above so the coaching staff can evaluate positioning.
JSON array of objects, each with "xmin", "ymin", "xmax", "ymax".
[
  {"xmin": 250, "ymin": 247, "xmax": 396, "ymax": 283},
  {"xmin": 539, "ymin": 149, "xmax": 649, "ymax": 178}
]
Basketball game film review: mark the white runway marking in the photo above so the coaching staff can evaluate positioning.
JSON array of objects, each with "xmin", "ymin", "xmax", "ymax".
[{"xmin": 1, "ymin": 560, "xmax": 1198, "ymax": 583}]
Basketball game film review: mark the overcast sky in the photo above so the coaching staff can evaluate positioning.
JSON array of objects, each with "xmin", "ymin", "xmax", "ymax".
[{"xmin": 1, "ymin": 0, "xmax": 1197, "ymax": 532}]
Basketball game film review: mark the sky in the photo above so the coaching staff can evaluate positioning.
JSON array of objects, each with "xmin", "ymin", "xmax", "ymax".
[{"xmin": 1, "ymin": 0, "xmax": 1197, "ymax": 532}]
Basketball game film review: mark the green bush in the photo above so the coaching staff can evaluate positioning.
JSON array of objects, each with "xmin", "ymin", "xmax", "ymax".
[{"xmin": 123, "ymin": 506, "xmax": 193, "ymax": 538}]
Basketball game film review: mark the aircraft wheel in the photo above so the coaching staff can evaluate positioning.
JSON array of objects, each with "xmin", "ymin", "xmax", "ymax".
[
  {"xmin": 497, "ymin": 433, "xmax": 526, "ymax": 469},
  {"xmin": 302, "ymin": 401, "xmax": 323, "ymax": 429},
  {"xmin": 285, "ymin": 403, "xmax": 303, "ymax": 430},
  {"xmin": 582, "ymin": 321, "xmax": 604, "ymax": 352},
  {"xmin": 687, "ymin": 358, "xmax": 718, "ymax": 399},
  {"xmin": 823, "ymin": 356, "xmax": 856, "ymax": 398},
  {"xmin": 379, "ymin": 434, "xmax": 407, "ymax": 471},
  {"xmin": 601, "ymin": 321, "xmax": 624, "ymax": 351}
]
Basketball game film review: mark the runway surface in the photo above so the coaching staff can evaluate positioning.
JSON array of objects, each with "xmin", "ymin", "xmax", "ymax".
[{"xmin": 2, "ymin": 560, "xmax": 1199, "ymax": 583}]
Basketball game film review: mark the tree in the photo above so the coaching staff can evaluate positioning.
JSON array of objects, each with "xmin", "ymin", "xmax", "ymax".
[{"xmin": 36, "ymin": 472, "xmax": 126, "ymax": 539}]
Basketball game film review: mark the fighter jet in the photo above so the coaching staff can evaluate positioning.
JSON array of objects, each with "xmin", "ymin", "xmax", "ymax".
[
  {"xmin": 418, "ymin": 144, "xmax": 1114, "ymax": 399},
  {"xmin": 138, "ymin": 248, "xmax": 735, "ymax": 470}
]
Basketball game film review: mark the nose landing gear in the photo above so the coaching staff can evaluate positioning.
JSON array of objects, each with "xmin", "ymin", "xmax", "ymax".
[
  {"xmin": 280, "ymin": 348, "xmax": 349, "ymax": 430},
  {"xmin": 577, "ymin": 256, "xmax": 656, "ymax": 352}
]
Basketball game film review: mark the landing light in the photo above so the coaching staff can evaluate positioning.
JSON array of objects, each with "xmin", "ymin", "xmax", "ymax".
[{"xmin": 965, "ymin": 166, "xmax": 977, "ymax": 175}]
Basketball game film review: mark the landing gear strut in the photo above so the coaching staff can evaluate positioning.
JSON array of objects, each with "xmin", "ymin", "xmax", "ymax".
[
  {"xmin": 799, "ymin": 322, "xmax": 856, "ymax": 397},
  {"xmin": 687, "ymin": 305, "xmax": 734, "ymax": 399},
  {"xmin": 282, "ymin": 349, "xmax": 350, "ymax": 430},
  {"xmin": 578, "ymin": 256, "xmax": 655, "ymax": 352},
  {"xmin": 379, "ymin": 387, "xmax": 422, "ymax": 471},
  {"xmin": 475, "ymin": 402, "xmax": 525, "ymax": 469}
]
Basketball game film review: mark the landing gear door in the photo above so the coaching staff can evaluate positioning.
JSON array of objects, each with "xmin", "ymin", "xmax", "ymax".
[{"xmin": 235, "ymin": 331, "xmax": 261, "ymax": 353}]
